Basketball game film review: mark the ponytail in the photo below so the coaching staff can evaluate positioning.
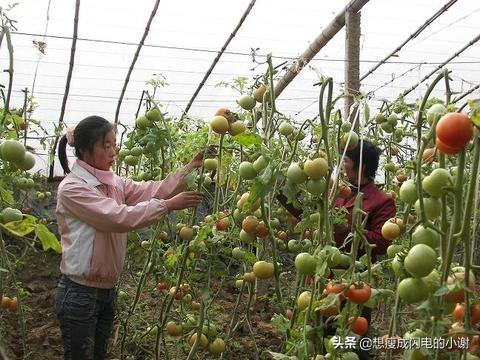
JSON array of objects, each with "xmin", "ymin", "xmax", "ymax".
[
  {"xmin": 58, "ymin": 134, "xmax": 70, "ymax": 174},
  {"xmin": 57, "ymin": 116, "xmax": 114, "ymax": 175}
]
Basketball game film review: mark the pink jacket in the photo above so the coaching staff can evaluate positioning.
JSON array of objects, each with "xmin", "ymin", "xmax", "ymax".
[{"xmin": 56, "ymin": 160, "xmax": 187, "ymax": 289}]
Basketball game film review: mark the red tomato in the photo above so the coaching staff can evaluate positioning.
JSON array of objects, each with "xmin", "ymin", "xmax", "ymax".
[
  {"xmin": 156, "ymin": 282, "xmax": 167, "ymax": 291},
  {"xmin": 436, "ymin": 112, "xmax": 473, "ymax": 149},
  {"xmin": 216, "ymin": 218, "xmax": 230, "ymax": 231},
  {"xmin": 436, "ymin": 137, "xmax": 461, "ymax": 155},
  {"xmin": 350, "ymin": 316, "xmax": 369, "ymax": 336},
  {"xmin": 339, "ymin": 183, "xmax": 352, "ymax": 198},
  {"xmin": 256, "ymin": 221, "xmax": 269, "ymax": 238},
  {"xmin": 286, "ymin": 309, "xmax": 293, "ymax": 320},
  {"xmin": 345, "ymin": 282, "xmax": 372, "ymax": 304},
  {"xmin": 325, "ymin": 280, "xmax": 347, "ymax": 301}
]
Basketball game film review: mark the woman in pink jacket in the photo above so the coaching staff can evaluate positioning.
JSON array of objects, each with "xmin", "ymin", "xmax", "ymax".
[{"xmin": 55, "ymin": 115, "xmax": 207, "ymax": 359}]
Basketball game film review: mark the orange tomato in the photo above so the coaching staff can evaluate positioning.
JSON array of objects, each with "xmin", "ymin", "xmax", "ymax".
[
  {"xmin": 422, "ymin": 147, "xmax": 436, "ymax": 161},
  {"xmin": 453, "ymin": 303, "xmax": 480, "ymax": 325},
  {"xmin": 242, "ymin": 216, "xmax": 259, "ymax": 234}
]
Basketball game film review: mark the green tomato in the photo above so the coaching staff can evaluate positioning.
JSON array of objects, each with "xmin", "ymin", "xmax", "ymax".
[
  {"xmin": 387, "ymin": 113, "xmax": 398, "ymax": 126},
  {"xmin": 203, "ymin": 158, "xmax": 218, "ymax": 171},
  {"xmin": 117, "ymin": 149, "xmax": 130, "ymax": 158},
  {"xmin": 391, "ymin": 255, "xmax": 403, "ymax": 277},
  {"xmin": 233, "ymin": 209, "xmax": 245, "ymax": 223},
  {"xmin": 1, "ymin": 140, "xmax": 26, "ymax": 162},
  {"xmin": 239, "ymin": 229, "xmax": 255, "ymax": 244},
  {"xmin": 16, "ymin": 152, "xmax": 36, "ymax": 170},
  {"xmin": 146, "ymin": 107, "xmax": 162, "ymax": 122},
  {"xmin": 384, "ymin": 162, "xmax": 397, "ymax": 172},
  {"xmin": 375, "ymin": 113, "xmax": 386, "ymax": 123},
  {"xmin": 398, "ymin": 277, "xmax": 428, "ymax": 303},
  {"xmin": 278, "ymin": 122, "xmax": 294, "ymax": 136},
  {"xmin": 422, "ymin": 168, "xmax": 451, "ymax": 197},
  {"xmin": 0, "ymin": 207, "xmax": 23, "ymax": 223},
  {"xmin": 232, "ymin": 247, "xmax": 245, "ymax": 261},
  {"xmin": 399, "ymin": 179, "xmax": 418, "ymax": 204},
  {"xmin": 294, "ymin": 252, "xmax": 317, "ymax": 275},
  {"xmin": 297, "ymin": 291, "xmax": 311, "ymax": 310},
  {"xmin": 415, "ymin": 197, "xmax": 441, "ymax": 220},
  {"xmin": 426, "ymin": 103, "xmax": 447, "ymax": 125},
  {"xmin": 124, "ymin": 155, "xmax": 140, "ymax": 166},
  {"xmin": 306, "ymin": 178, "xmax": 327, "ymax": 196},
  {"xmin": 237, "ymin": 95, "xmax": 256, "ymax": 110},
  {"xmin": 239, "ymin": 161, "xmax": 257, "ymax": 180},
  {"xmin": 404, "ymin": 244, "xmax": 437, "ymax": 278},
  {"xmin": 422, "ymin": 268, "xmax": 441, "ymax": 294},
  {"xmin": 340, "ymin": 131, "xmax": 359, "ymax": 150},
  {"xmin": 288, "ymin": 239, "xmax": 301, "ymax": 253},
  {"xmin": 387, "ymin": 244, "xmax": 403, "ymax": 259},
  {"xmin": 381, "ymin": 122, "xmax": 394, "ymax": 133},
  {"xmin": 135, "ymin": 115, "xmax": 151, "ymax": 129},
  {"xmin": 286, "ymin": 163, "xmax": 307, "ymax": 184},
  {"xmin": 301, "ymin": 239, "xmax": 313, "ymax": 251},
  {"xmin": 253, "ymin": 156, "xmax": 268, "ymax": 172},
  {"xmin": 130, "ymin": 147, "xmax": 143, "ymax": 156},
  {"xmin": 412, "ymin": 225, "xmax": 440, "ymax": 249}
]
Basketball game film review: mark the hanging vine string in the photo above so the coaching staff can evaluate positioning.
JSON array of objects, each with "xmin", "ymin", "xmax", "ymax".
[
  {"xmin": 400, "ymin": 33, "xmax": 480, "ymax": 98},
  {"xmin": 114, "ymin": 0, "xmax": 161, "ymax": 124},
  {"xmin": 30, "ymin": 0, "xmax": 52, "ymax": 97},
  {"xmin": 47, "ymin": 0, "xmax": 80, "ymax": 180},
  {"xmin": 182, "ymin": 0, "xmax": 257, "ymax": 116},
  {"xmin": 360, "ymin": 0, "xmax": 457, "ymax": 81},
  {"xmin": 452, "ymin": 83, "xmax": 480, "ymax": 103}
]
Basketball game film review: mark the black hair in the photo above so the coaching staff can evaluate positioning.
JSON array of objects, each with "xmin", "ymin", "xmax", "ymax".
[
  {"xmin": 58, "ymin": 116, "xmax": 115, "ymax": 174},
  {"xmin": 344, "ymin": 139, "xmax": 380, "ymax": 180}
]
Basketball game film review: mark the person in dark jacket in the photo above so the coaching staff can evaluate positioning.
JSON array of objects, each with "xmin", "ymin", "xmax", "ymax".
[{"xmin": 334, "ymin": 140, "xmax": 396, "ymax": 262}]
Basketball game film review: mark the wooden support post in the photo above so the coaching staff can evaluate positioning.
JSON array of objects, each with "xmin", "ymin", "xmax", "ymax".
[{"xmin": 344, "ymin": 10, "xmax": 361, "ymax": 123}]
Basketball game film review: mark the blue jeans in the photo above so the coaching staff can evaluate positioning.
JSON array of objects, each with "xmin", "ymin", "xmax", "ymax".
[{"xmin": 55, "ymin": 275, "xmax": 116, "ymax": 360}]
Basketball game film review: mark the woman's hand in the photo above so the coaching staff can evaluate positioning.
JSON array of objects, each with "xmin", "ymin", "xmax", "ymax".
[
  {"xmin": 165, "ymin": 191, "xmax": 204, "ymax": 211},
  {"xmin": 185, "ymin": 146, "xmax": 217, "ymax": 172}
]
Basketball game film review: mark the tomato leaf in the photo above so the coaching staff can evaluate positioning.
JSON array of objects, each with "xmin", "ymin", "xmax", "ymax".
[
  {"xmin": 35, "ymin": 223, "xmax": 61, "ymax": 253},
  {"xmin": 1, "ymin": 216, "xmax": 36, "ymax": 237},
  {"xmin": 0, "ymin": 185, "xmax": 14, "ymax": 205},
  {"xmin": 232, "ymin": 132, "xmax": 262, "ymax": 147},
  {"xmin": 433, "ymin": 285, "xmax": 449, "ymax": 297},
  {"xmin": 468, "ymin": 99, "xmax": 480, "ymax": 128},
  {"xmin": 243, "ymin": 251, "xmax": 257, "ymax": 265},
  {"xmin": 315, "ymin": 259, "xmax": 329, "ymax": 278}
]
